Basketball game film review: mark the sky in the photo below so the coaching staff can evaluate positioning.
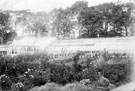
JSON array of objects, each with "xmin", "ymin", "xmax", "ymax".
[{"xmin": 0, "ymin": 0, "xmax": 132, "ymax": 12}]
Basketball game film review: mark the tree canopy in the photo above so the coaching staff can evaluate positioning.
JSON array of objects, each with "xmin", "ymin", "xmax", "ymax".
[
  {"xmin": 0, "ymin": 11, "xmax": 13, "ymax": 44},
  {"xmin": 0, "ymin": 1, "xmax": 134, "ymax": 43},
  {"xmin": 78, "ymin": 2, "xmax": 134, "ymax": 38}
]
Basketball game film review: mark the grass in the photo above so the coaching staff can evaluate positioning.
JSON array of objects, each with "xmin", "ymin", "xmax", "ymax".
[{"xmin": 29, "ymin": 83, "xmax": 61, "ymax": 91}]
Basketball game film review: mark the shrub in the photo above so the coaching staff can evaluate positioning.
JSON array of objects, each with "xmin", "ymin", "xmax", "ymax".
[
  {"xmin": 10, "ymin": 82, "xmax": 24, "ymax": 91},
  {"xmin": 0, "ymin": 52, "xmax": 131, "ymax": 90},
  {"xmin": 82, "ymin": 67, "xmax": 98, "ymax": 81},
  {"xmin": 50, "ymin": 64, "xmax": 71, "ymax": 84},
  {"xmin": 22, "ymin": 68, "xmax": 50, "ymax": 88},
  {"xmin": 98, "ymin": 64, "xmax": 129, "ymax": 85},
  {"xmin": 0, "ymin": 75, "xmax": 12, "ymax": 90}
]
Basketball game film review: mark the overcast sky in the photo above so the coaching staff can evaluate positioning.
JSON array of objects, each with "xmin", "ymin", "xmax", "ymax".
[{"xmin": 0, "ymin": 0, "xmax": 131, "ymax": 12}]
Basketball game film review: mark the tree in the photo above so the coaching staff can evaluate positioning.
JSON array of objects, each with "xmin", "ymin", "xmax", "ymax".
[
  {"xmin": 49, "ymin": 1, "xmax": 89, "ymax": 39},
  {"xmin": 14, "ymin": 10, "xmax": 31, "ymax": 29},
  {"xmin": 70, "ymin": 1, "xmax": 89, "ymax": 38},
  {"xmin": 120, "ymin": 3, "xmax": 134, "ymax": 36},
  {"xmin": 0, "ymin": 11, "xmax": 10, "ymax": 44},
  {"xmin": 14, "ymin": 10, "xmax": 49, "ymax": 37},
  {"xmin": 4, "ymin": 31, "xmax": 17, "ymax": 43},
  {"xmin": 51, "ymin": 8, "xmax": 74, "ymax": 39},
  {"xmin": 95, "ymin": 3, "xmax": 114, "ymax": 37},
  {"xmin": 70, "ymin": 1, "xmax": 88, "ymax": 15},
  {"xmin": 78, "ymin": 2, "xmax": 134, "ymax": 38},
  {"xmin": 12, "ymin": 10, "xmax": 32, "ymax": 37},
  {"xmin": 27, "ymin": 12, "xmax": 49, "ymax": 37},
  {"xmin": 78, "ymin": 7, "xmax": 103, "ymax": 38},
  {"xmin": 108, "ymin": 2, "xmax": 134, "ymax": 37}
]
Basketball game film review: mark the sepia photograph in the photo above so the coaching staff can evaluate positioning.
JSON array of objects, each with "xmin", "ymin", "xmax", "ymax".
[{"xmin": 0, "ymin": 0, "xmax": 135, "ymax": 91}]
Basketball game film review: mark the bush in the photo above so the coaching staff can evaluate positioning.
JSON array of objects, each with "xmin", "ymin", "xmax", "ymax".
[
  {"xmin": 50, "ymin": 64, "xmax": 72, "ymax": 84},
  {"xmin": 82, "ymin": 67, "xmax": 98, "ymax": 81},
  {"xmin": 98, "ymin": 64, "xmax": 129, "ymax": 85},
  {"xmin": 0, "ymin": 52, "xmax": 131, "ymax": 90},
  {"xmin": 10, "ymin": 82, "xmax": 24, "ymax": 91},
  {"xmin": 0, "ymin": 75, "xmax": 12, "ymax": 90}
]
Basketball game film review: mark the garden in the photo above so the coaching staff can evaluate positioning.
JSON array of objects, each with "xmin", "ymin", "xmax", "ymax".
[{"xmin": 0, "ymin": 51, "xmax": 131, "ymax": 91}]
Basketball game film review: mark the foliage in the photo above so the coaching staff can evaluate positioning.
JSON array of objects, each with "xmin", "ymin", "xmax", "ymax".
[
  {"xmin": 0, "ymin": 75, "xmax": 12, "ymax": 90},
  {"xmin": 0, "ymin": 1, "xmax": 134, "ymax": 42},
  {"xmin": 0, "ymin": 52, "xmax": 131, "ymax": 90},
  {"xmin": 10, "ymin": 82, "xmax": 24, "ymax": 91},
  {"xmin": 78, "ymin": 7, "xmax": 103, "ymax": 38},
  {"xmin": 0, "ymin": 11, "xmax": 11, "ymax": 44},
  {"xmin": 27, "ymin": 12, "xmax": 49, "ymax": 36},
  {"xmin": 51, "ymin": 8, "xmax": 75, "ymax": 39},
  {"xmin": 70, "ymin": 1, "xmax": 88, "ymax": 15},
  {"xmin": 78, "ymin": 2, "xmax": 134, "ymax": 38},
  {"xmin": 97, "ymin": 64, "xmax": 129, "ymax": 86}
]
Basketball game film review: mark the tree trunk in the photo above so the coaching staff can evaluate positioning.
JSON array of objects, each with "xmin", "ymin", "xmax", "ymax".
[
  {"xmin": 104, "ymin": 22, "xmax": 109, "ymax": 37},
  {"xmin": 105, "ymin": 22, "xmax": 108, "ymax": 32},
  {"xmin": 114, "ymin": 24, "xmax": 116, "ymax": 32},
  {"xmin": 79, "ymin": 28, "xmax": 81, "ymax": 38},
  {"xmin": 0, "ymin": 29, "xmax": 4, "ymax": 44},
  {"xmin": 0, "ymin": 37, "xmax": 3, "ymax": 44},
  {"xmin": 125, "ymin": 26, "xmax": 128, "ymax": 36},
  {"xmin": 88, "ymin": 30, "xmax": 90, "ymax": 37}
]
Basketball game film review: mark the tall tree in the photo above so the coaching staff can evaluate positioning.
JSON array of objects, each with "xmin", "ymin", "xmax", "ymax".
[
  {"xmin": 13, "ymin": 10, "xmax": 49, "ymax": 37},
  {"xmin": 109, "ymin": 3, "xmax": 134, "ymax": 36},
  {"xmin": 51, "ymin": 8, "xmax": 74, "ymax": 39},
  {"xmin": 0, "ymin": 11, "xmax": 10, "ymax": 44},
  {"xmin": 78, "ymin": 7, "xmax": 103, "ymax": 38},
  {"xmin": 95, "ymin": 3, "xmax": 114, "ymax": 37},
  {"xmin": 70, "ymin": 1, "xmax": 88, "ymax": 38},
  {"xmin": 120, "ymin": 3, "xmax": 134, "ymax": 36},
  {"xmin": 70, "ymin": 1, "xmax": 88, "ymax": 15},
  {"xmin": 27, "ymin": 12, "xmax": 49, "ymax": 37},
  {"xmin": 78, "ymin": 2, "xmax": 134, "ymax": 38}
]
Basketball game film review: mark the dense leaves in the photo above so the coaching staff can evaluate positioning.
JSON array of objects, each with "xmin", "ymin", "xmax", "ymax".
[
  {"xmin": 98, "ymin": 64, "xmax": 130, "ymax": 86},
  {"xmin": 0, "ymin": 11, "xmax": 11, "ymax": 44},
  {"xmin": 0, "ymin": 52, "xmax": 131, "ymax": 90},
  {"xmin": 0, "ymin": 1, "xmax": 134, "ymax": 43},
  {"xmin": 78, "ymin": 2, "xmax": 134, "ymax": 38}
]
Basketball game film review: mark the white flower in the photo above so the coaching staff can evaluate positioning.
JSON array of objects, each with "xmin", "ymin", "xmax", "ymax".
[
  {"xmin": 28, "ymin": 68, "xmax": 31, "ymax": 71},
  {"xmin": 25, "ymin": 71, "xmax": 28, "ymax": 74}
]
